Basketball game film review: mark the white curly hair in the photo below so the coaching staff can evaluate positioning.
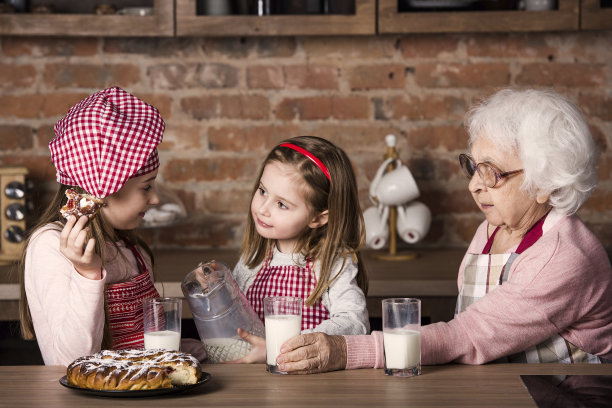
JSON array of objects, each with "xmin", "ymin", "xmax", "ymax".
[{"xmin": 465, "ymin": 88, "xmax": 599, "ymax": 215}]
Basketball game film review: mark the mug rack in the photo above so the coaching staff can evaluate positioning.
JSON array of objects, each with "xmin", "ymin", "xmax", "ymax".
[
  {"xmin": 0, "ymin": 166, "xmax": 29, "ymax": 265},
  {"xmin": 369, "ymin": 135, "xmax": 418, "ymax": 261}
]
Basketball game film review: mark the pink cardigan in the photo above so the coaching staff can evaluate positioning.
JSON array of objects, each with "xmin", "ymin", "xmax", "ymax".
[
  {"xmin": 24, "ymin": 225, "xmax": 153, "ymax": 366},
  {"xmin": 345, "ymin": 212, "xmax": 612, "ymax": 368}
]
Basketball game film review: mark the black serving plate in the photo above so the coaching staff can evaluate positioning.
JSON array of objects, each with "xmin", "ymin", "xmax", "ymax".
[{"xmin": 59, "ymin": 372, "xmax": 211, "ymax": 398}]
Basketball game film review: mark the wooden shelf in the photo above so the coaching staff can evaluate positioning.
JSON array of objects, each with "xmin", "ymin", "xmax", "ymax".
[
  {"xmin": 581, "ymin": 0, "xmax": 612, "ymax": 29},
  {"xmin": 0, "ymin": 0, "xmax": 173, "ymax": 37},
  {"xmin": 176, "ymin": 0, "xmax": 375, "ymax": 36},
  {"xmin": 379, "ymin": 0, "xmax": 580, "ymax": 33}
]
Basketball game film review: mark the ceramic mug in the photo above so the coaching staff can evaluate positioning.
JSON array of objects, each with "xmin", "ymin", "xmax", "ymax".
[
  {"xmin": 364, "ymin": 205, "xmax": 389, "ymax": 250},
  {"xmin": 370, "ymin": 159, "xmax": 420, "ymax": 207},
  {"xmin": 396, "ymin": 201, "xmax": 431, "ymax": 244}
]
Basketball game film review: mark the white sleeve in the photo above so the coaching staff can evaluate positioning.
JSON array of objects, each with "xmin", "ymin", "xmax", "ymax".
[
  {"xmin": 305, "ymin": 257, "xmax": 370, "ymax": 335},
  {"xmin": 232, "ymin": 257, "xmax": 259, "ymax": 294},
  {"xmin": 24, "ymin": 227, "xmax": 106, "ymax": 366}
]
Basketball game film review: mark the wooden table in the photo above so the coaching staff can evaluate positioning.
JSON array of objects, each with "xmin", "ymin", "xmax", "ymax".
[
  {"xmin": 2, "ymin": 363, "xmax": 611, "ymax": 407},
  {"xmin": 0, "ymin": 248, "xmax": 465, "ymax": 322}
]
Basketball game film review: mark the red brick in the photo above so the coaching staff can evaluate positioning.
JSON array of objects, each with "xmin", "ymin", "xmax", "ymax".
[
  {"xmin": 407, "ymin": 125, "xmax": 468, "ymax": 151},
  {"xmin": 374, "ymin": 95, "xmax": 422, "ymax": 120},
  {"xmin": 400, "ymin": 35, "xmax": 459, "ymax": 58},
  {"xmin": 571, "ymin": 32, "xmax": 612, "ymax": 63},
  {"xmin": 285, "ymin": 65, "xmax": 338, "ymax": 90},
  {"xmin": 596, "ymin": 155, "xmax": 611, "ymax": 182},
  {"xmin": 303, "ymin": 37, "xmax": 396, "ymax": 59},
  {"xmin": 159, "ymin": 124, "xmax": 202, "ymax": 150},
  {"xmin": 275, "ymin": 97, "xmax": 332, "ymax": 120},
  {"xmin": 578, "ymin": 94, "xmax": 612, "ymax": 121},
  {"xmin": 421, "ymin": 94, "xmax": 467, "ymax": 121},
  {"xmin": 332, "ymin": 95, "xmax": 369, "ymax": 120},
  {"xmin": 201, "ymin": 187, "xmax": 253, "ymax": 214},
  {"xmin": 149, "ymin": 63, "xmax": 238, "ymax": 90},
  {"xmin": 415, "ymin": 63, "xmax": 510, "ymax": 88},
  {"xmin": 181, "ymin": 95, "xmax": 269, "ymax": 120},
  {"xmin": 34, "ymin": 125, "xmax": 55, "ymax": 147},
  {"xmin": 1, "ymin": 37, "xmax": 97, "ymax": 57},
  {"xmin": 465, "ymin": 33, "xmax": 555, "ymax": 58},
  {"xmin": 0, "ymin": 94, "xmax": 45, "ymax": 118},
  {"xmin": 0, "ymin": 154, "xmax": 56, "ymax": 181},
  {"xmin": 43, "ymin": 63, "xmax": 140, "ymax": 89},
  {"xmin": 0, "ymin": 64, "xmax": 36, "ymax": 88},
  {"xmin": 348, "ymin": 65, "xmax": 406, "ymax": 90},
  {"xmin": 516, "ymin": 63, "xmax": 606, "ymax": 87},
  {"xmin": 247, "ymin": 66, "xmax": 285, "ymax": 89},
  {"xmin": 203, "ymin": 37, "xmax": 297, "ymax": 58},
  {"xmin": 162, "ymin": 157, "xmax": 259, "ymax": 182},
  {"xmin": 41, "ymin": 92, "xmax": 90, "ymax": 117},
  {"xmin": 0, "ymin": 125, "xmax": 34, "ymax": 150},
  {"xmin": 581, "ymin": 190, "xmax": 612, "ymax": 212},
  {"xmin": 209, "ymin": 125, "xmax": 300, "ymax": 152},
  {"xmin": 309, "ymin": 126, "xmax": 399, "ymax": 155}
]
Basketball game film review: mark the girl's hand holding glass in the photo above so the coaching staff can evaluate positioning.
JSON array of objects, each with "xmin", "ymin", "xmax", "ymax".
[
  {"xmin": 224, "ymin": 328, "xmax": 266, "ymax": 364},
  {"xmin": 59, "ymin": 215, "xmax": 102, "ymax": 280}
]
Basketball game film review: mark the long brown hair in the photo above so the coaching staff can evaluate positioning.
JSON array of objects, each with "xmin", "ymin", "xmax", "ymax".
[
  {"xmin": 240, "ymin": 136, "xmax": 368, "ymax": 306},
  {"xmin": 18, "ymin": 184, "xmax": 154, "ymax": 347}
]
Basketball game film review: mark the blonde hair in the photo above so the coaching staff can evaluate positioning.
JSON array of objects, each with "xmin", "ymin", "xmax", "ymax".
[
  {"xmin": 240, "ymin": 136, "xmax": 368, "ymax": 306},
  {"xmin": 18, "ymin": 184, "xmax": 154, "ymax": 347}
]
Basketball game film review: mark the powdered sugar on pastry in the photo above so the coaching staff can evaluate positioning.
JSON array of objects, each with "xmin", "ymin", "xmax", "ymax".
[{"xmin": 60, "ymin": 189, "xmax": 104, "ymax": 219}]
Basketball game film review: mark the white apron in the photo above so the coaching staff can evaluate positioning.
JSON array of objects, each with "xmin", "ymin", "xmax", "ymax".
[{"xmin": 456, "ymin": 215, "xmax": 601, "ymax": 364}]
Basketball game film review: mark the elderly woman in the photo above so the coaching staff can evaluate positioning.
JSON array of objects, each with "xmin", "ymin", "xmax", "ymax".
[{"xmin": 266, "ymin": 88, "xmax": 612, "ymax": 374}]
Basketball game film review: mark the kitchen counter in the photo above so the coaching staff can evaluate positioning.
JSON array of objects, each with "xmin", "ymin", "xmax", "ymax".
[{"xmin": 2, "ymin": 362, "xmax": 611, "ymax": 407}]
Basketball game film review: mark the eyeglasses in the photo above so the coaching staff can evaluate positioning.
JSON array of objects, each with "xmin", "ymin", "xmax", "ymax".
[{"xmin": 458, "ymin": 154, "xmax": 524, "ymax": 188}]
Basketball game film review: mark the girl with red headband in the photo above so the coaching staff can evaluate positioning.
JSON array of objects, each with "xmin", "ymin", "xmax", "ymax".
[
  {"xmin": 229, "ymin": 136, "xmax": 369, "ymax": 363},
  {"xmin": 18, "ymin": 87, "xmax": 204, "ymax": 365}
]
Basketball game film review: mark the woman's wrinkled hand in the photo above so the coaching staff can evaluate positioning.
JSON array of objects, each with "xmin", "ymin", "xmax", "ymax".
[
  {"xmin": 276, "ymin": 332, "xmax": 347, "ymax": 375},
  {"xmin": 224, "ymin": 328, "xmax": 266, "ymax": 364},
  {"xmin": 59, "ymin": 215, "xmax": 102, "ymax": 280}
]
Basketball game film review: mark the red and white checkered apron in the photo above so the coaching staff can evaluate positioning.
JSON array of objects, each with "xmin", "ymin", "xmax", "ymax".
[
  {"xmin": 106, "ymin": 244, "xmax": 160, "ymax": 349},
  {"xmin": 246, "ymin": 257, "xmax": 330, "ymax": 331},
  {"xmin": 456, "ymin": 213, "xmax": 601, "ymax": 364}
]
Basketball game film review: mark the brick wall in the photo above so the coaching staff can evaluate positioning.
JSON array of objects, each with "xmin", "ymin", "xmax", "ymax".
[{"xmin": 1, "ymin": 32, "xmax": 611, "ymax": 253}]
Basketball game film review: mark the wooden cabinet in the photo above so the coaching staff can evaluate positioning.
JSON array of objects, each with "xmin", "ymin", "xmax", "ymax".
[
  {"xmin": 379, "ymin": 0, "xmax": 580, "ymax": 33},
  {"xmin": 0, "ymin": 1, "xmax": 608, "ymax": 38},
  {"xmin": 581, "ymin": 0, "xmax": 612, "ymax": 29},
  {"xmin": 175, "ymin": 0, "xmax": 375, "ymax": 36},
  {"xmin": 0, "ymin": 0, "xmax": 173, "ymax": 37}
]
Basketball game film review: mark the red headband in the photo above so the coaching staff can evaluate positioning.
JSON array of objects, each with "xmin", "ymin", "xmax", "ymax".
[{"xmin": 279, "ymin": 143, "xmax": 331, "ymax": 181}]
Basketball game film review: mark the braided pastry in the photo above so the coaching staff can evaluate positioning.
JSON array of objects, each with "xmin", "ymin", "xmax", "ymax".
[
  {"xmin": 60, "ymin": 188, "xmax": 104, "ymax": 219},
  {"xmin": 66, "ymin": 349, "xmax": 201, "ymax": 390}
]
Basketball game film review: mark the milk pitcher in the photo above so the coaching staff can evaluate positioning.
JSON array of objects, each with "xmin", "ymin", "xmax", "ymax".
[{"xmin": 181, "ymin": 260, "xmax": 265, "ymax": 363}]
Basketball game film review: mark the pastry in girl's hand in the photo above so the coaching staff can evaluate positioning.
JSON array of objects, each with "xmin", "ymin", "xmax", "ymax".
[{"xmin": 60, "ymin": 189, "xmax": 104, "ymax": 219}]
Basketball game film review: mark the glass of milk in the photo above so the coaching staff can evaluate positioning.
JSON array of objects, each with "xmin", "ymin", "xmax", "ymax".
[
  {"xmin": 382, "ymin": 298, "xmax": 421, "ymax": 377},
  {"xmin": 143, "ymin": 297, "xmax": 182, "ymax": 351},
  {"xmin": 264, "ymin": 296, "xmax": 302, "ymax": 374}
]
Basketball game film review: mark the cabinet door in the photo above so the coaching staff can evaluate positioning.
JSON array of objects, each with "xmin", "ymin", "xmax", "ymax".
[
  {"xmin": 0, "ymin": 0, "xmax": 173, "ymax": 37},
  {"xmin": 378, "ymin": 0, "xmax": 580, "ymax": 33},
  {"xmin": 581, "ymin": 0, "xmax": 612, "ymax": 29},
  {"xmin": 176, "ymin": 0, "xmax": 375, "ymax": 36}
]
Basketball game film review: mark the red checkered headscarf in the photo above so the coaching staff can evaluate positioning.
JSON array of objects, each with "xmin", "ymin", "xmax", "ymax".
[{"xmin": 49, "ymin": 87, "xmax": 164, "ymax": 199}]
